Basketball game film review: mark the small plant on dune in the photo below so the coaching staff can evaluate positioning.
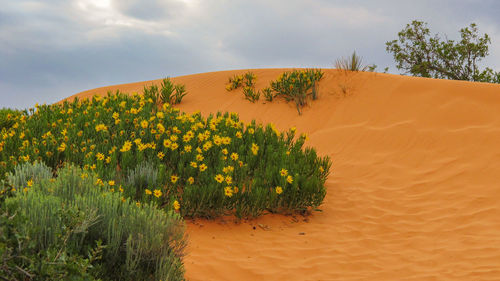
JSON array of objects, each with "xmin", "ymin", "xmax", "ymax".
[
  {"xmin": 243, "ymin": 86, "xmax": 260, "ymax": 103},
  {"xmin": 262, "ymin": 87, "xmax": 274, "ymax": 102},
  {"xmin": 143, "ymin": 77, "xmax": 188, "ymax": 108},
  {"xmin": 269, "ymin": 69, "xmax": 324, "ymax": 115},
  {"xmin": 226, "ymin": 74, "xmax": 244, "ymax": 91},
  {"xmin": 335, "ymin": 51, "xmax": 374, "ymax": 72},
  {"xmin": 0, "ymin": 92, "xmax": 331, "ymax": 219}
]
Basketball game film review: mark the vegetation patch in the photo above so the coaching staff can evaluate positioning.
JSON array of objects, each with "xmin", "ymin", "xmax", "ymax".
[
  {"xmin": 1, "ymin": 162, "xmax": 185, "ymax": 281},
  {"xmin": 0, "ymin": 91, "xmax": 331, "ymax": 219}
]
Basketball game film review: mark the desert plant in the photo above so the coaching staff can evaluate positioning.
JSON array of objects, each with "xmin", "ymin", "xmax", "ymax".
[
  {"xmin": 7, "ymin": 161, "xmax": 53, "ymax": 190},
  {"xmin": 226, "ymin": 74, "xmax": 244, "ymax": 91},
  {"xmin": 0, "ymin": 91, "xmax": 331, "ymax": 219},
  {"xmin": 386, "ymin": 20, "xmax": 500, "ymax": 83},
  {"xmin": 0, "ymin": 107, "xmax": 23, "ymax": 131},
  {"xmin": 262, "ymin": 87, "xmax": 274, "ymax": 102},
  {"xmin": 3, "ymin": 164, "xmax": 186, "ymax": 280},
  {"xmin": 244, "ymin": 72, "xmax": 257, "ymax": 87},
  {"xmin": 270, "ymin": 69, "xmax": 324, "ymax": 114},
  {"xmin": 243, "ymin": 86, "xmax": 260, "ymax": 103},
  {"xmin": 335, "ymin": 51, "xmax": 373, "ymax": 72}
]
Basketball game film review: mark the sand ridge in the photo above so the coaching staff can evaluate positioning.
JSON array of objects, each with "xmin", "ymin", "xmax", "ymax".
[{"xmin": 69, "ymin": 69, "xmax": 500, "ymax": 280}]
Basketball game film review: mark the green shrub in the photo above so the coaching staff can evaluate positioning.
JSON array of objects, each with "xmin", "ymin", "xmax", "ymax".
[
  {"xmin": 262, "ymin": 87, "xmax": 274, "ymax": 102},
  {"xmin": 270, "ymin": 69, "xmax": 324, "ymax": 114},
  {"xmin": 3, "ymin": 164, "xmax": 186, "ymax": 280},
  {"xmin": 335, "ymin": 51, "xmax": 372, "ymax": 72},
  {"xmin": 7, "ymin": 161, "xmax": 53, "ymax": 190},
  {"xmin": 0, "ymin": 107, "xmax": 23, "ymax": 131},
  {"xmin": 0, "ymin": 91, "xmax": 331, "ymax": 219},
  {"xmin": 143, "ymin": 78, "xmax": 188, "ymax": 107},
  {"xmin": 243, "ymin": 86, "xmax": 260, "ymax": 103}
]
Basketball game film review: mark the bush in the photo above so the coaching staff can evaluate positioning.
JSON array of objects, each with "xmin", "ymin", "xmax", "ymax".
[
  {"xmin": 334, "ymin": 51, "xmax": 373, "ymax": 72},
  {"xmin": 143, "ymin": 77, "xmax": 188, "ymax": 108},
  {"xmin": 270, "ymin": 69, "xmax": 324, "ymax": 114},
  {"xmin": 0, "ymin": 91, "xmax": 331, "ymax": 219},
  {"xmin": 7, "ymin": 161, "xmax": 53, "ymax": 190},
  {"xmin": 2, "ymin": 164, "xmax": 186, "ymax": 280},
  {"xmin": 0, "ymin": 107, "xmax": 23, "ymax": 131}
]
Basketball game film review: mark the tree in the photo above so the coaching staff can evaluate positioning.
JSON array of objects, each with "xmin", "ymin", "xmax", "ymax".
[{"xmin": 386, "ymin": 20, "xmax": 500, "ymax": 83}]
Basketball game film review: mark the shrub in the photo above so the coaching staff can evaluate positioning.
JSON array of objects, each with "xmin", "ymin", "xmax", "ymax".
[
  {"xmin": 262, "ymin": 87, "xmax": 274, "ymax": 102},
  {"xmin": 334, "ymin": 51, "xmax": 373, "ymax": 72},
  {"xmin": 0, "ymin": 107, "xmax": 23, "ymax": 131},
  {"xmin": 270, "ymin": 69, "xmax": 324, "ymax": 114},
  {"xmin": 7, "ymin": 161, "xmax": 53, "ymax": 190},
  {"xmin": 0, "ymin": 92, "xmax": 331, "ymax": 219},
  {"xmin": 143, "ymin": 77, "xmax": 188, "ymax": 108},
  {"xmin": 3, "ymin": 164, "xmax": 186, "ymax": 280},
  {"xmin": 226, "ymin": 71, "xmax": 256, "ymax": 92},
  {"xmin": 243, "ymin": 86, "xmax": 260, "ymax": 103}
]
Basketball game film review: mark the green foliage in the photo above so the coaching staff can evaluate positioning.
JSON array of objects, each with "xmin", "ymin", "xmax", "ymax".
[
  {"xmin": 7, "ymin": 161, "xmax": 53, "ymax": 190},
  {"xmin": 335, "ymin": 51, "xmax": 373, "ymax": 72},
  {"xmin": 226, "ymin": 71, "xmax": 256, "ymax": 91},
  {"xmin": 270, "ymin": 69, "xmax": 324, "ymax": 115},
  {"xmin": 386, "ymin": 20, "xmax": 500, "ymax": 83},
  {"xmin": 0, "ymin": 92, "xmax": 331, "ymax": 219},
  {"xmin": 143, "ymin": 78, "xmax": 188, "ymax": 108},
  {"xmin": 2, "ymin": 164, "xmax": 186, "ymax": 280},
  {"xmin": 242, "ymin": 86, "xmax": 260, "ymax": 103},
  {"xmin": 0, "ymin": 107, "xmax": 23, "ymax": 131},
  {"xmin": 262, "ymin": 87, "xmax": 274, "ymax": 102}
]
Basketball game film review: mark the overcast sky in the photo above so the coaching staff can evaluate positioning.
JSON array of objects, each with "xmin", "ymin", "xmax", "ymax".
[{"xmin": 1, "ymin": 0, "xmax": 499, "ymax": 109}]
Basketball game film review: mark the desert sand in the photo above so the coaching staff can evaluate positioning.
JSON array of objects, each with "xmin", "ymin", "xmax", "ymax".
[{"xmin": 68, "ymin": 69, "xmax": 500, "ymax": 280}]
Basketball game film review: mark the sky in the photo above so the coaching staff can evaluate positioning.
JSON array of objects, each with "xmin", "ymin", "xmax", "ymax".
[{"xmin": 1, "ymin": 0, "xmax": 499, "ymax": 109}]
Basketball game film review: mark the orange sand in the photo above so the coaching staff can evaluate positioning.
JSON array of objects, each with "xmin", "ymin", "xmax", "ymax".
[{"xmin": 68, "ymin": 69, "xmax": 500, "ymax": 280}]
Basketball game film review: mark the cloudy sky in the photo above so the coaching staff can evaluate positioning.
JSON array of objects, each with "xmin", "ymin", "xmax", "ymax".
[{"xmin": 1, "ymin": 0, "xmax": 499, "ymax": 109}]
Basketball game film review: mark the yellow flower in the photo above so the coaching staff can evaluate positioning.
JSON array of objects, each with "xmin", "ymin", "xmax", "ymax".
[
  {"xmin": 235, "ymin": 131, "xmax": 242, "ymax": 138},
  {"xmin": 203, "ymin": 141, "xmax": 212, "ymax": 151},
  {"xmin": 120, "ymin": 141, "xmax": 132, "ymax": 152},
  {"xmin": 153, "ymin": 189, "xmax": 163, "ymax": 198},
  {"xmin": 157, "ymin": 151, "xmax": 165, "ymax": 159},
  {"xmin": 96, "ymin": 152, "xmax": 105, "ymax": 161},
  {"xmin": 108, "ymin": 180, "xmax": 115, "ymax": 186},
  {"xmin": 225, "ymin": 176, "xmax": 232, "ymax": 184},
  {"xmin": 95, "ymin": 124, "xmax": 108, "ymax": 132},
  {"xmin": 57, "ymin": 142, "xmax": 66, "ymax": 152},
  {"xmin": 156, "ymin": 111, "xmax": 164, "ymax": 119},
  {"xmin": 106, "ymin": 156, "xmax": 111, "ymax": 163},
  {"xmin": 248, "ymin": 128, "xmax": 254, "ymax": 134},
  {"xmin": 221, "ymin": 148, "xmax": 228, "ymax": 155},
  {"xmin": 222, "ymin": 165, "xmax": 234, "ymax": 174},
  {"xmin": 170, "ymin": 142, "xmax": 179, "ymax": 150},
  {"xmin": 121, "ymin": 197, "xmax": 126, "ymax": 202},
  {"xmin": 190, "ymin": 161, "xmax": 198, "ymax": 168},
  {"xmin": 280, "ymin": 168, "xmax": 288, "ymax": 177},
  {"xmin": 199, "ymin": 163, "xmax": 207, "ymax": 172},
  {"xmin": 136, "ymin": 201, "xmax": 141, "ymax": 207},
  {"xmin": 275, "ymin": 186, "xmax": 283, "ymax": 194},
  {"xmin": 196, "ymin": 154, "xmax": 204, "ymax": 162},
  {"xmin": 287, "ymin": 175, "xmax": 293, "ymax": 184},
  {"xmin": 184, "ymin": 145, "xmax": 192, "ymax": 152},
  {"xmin": 23, "ymin": 187, "xmax": 29, "ymax": 193},
  {"xmin": 319, "ymin": 166, "xmax": 324, "ymax": 173},
  {"xmin": 90, "ymin": 164, "xmax": 96, "ymax": 171},
  {"xmin": 163, "ymin": 139, "xmax": 171, "ymax": 148},
  {"xmin": 145, "ymin": 189, "xmax": 152, "ymax": 195},
  {"xmin": 95, "ymin": 178, "xmax": 103, "ymax": 186},
  {"xmin": 251, "ymin": 143, "xmax": 259, "ymax": 155},
  {"xmin": 27, "ymin": 179, "xmax": 33, "ymax": 187},
  {"xmin": 119, "ymin": 186, "xmax": 124, "ymax": 193},
  {"xmin": 230, "ymin": 153, "xmax": 238, "ymax": 161},
  {"xmin": 170, "ymin": 135, "xmax": 178, "ymax": 142},
  {"xmin": 187, "ymin": 177, "xmax": 194, "ymax": 184},
  {"xmin": 173, "ymin": 200, "xmax": 180, "ymax": 211},
  {"xmin": 112, "ymin": 112, "xmax": 119, "ymax": 119},
  {"xmin": 214, "ymin": 174, "xmax": 224, "ymax": 183},
  {"xmin": 224, "ymin": 186, "xmax": 233, "ymax": 197},
  {"xmin": 171, "ymin": 175, "xmax": 179, "ymax": 183}
]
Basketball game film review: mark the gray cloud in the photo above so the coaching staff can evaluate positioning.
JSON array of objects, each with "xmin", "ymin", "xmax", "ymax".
[{"xmin": 1, "ymin": 0, "xmax": 499, "ymax": 109}]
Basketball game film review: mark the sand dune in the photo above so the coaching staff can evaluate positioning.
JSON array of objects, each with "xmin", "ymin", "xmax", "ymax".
[{"xmin": 69, "ymin": 69, "xmax": 500, "ymax": 280}]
